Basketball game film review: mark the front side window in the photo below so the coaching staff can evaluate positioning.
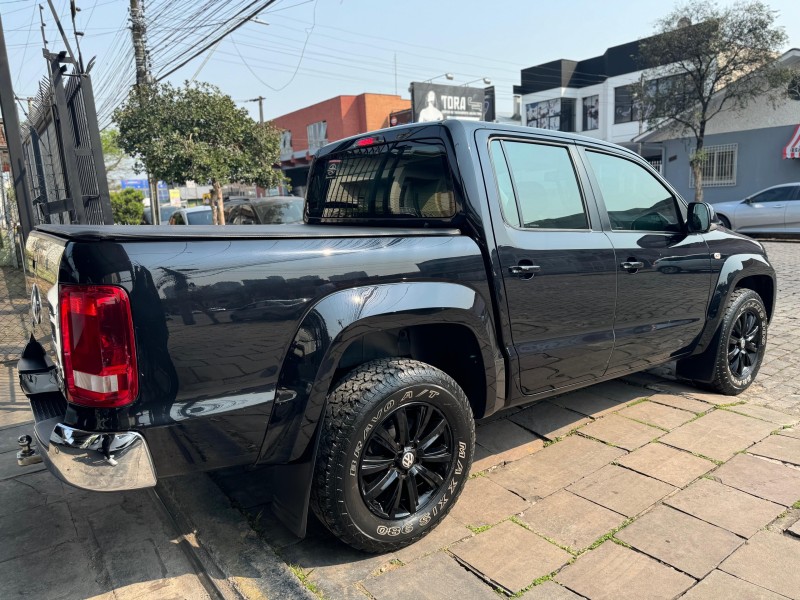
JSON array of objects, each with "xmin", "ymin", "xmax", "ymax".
[
  {"xmin": 187, "ymin": 210, "xmax": 213, "ymax": 225},
  {"xmin": 586, "ymin": 150, "xmax": 681, "ymax": 232},
  {"xmin": 492, "ymin": 139, "xmax": 588, "ymax": 230},
  {"xmin": 750, "ymin": 187, "xmax": 795, "ymax": 203},
  {"xmin": 307, "ymin": 139, "xmax": 455, "ymax": 220}
]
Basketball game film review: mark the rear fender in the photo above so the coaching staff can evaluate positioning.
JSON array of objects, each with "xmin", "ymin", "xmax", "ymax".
[{"xmin": 260, "ymin": 281, "xmax": 501, "ymax": 537}]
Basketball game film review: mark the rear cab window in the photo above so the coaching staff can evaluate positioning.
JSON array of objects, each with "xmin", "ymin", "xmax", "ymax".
[{"xmin": 306, "ymin": 139, "xmax": 456, "ymax": 223}]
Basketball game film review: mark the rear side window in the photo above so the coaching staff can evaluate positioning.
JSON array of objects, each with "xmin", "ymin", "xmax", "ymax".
[
  {"xmin": 490, "ymin": 139, "xmax": 589, "ymax": 230},
  {"xmin": 306, "ymin": 140, "xmax": 455, "ymax": 220},
  {"xmin": 586, "ymin": 150, "xmax": 681, "ymax": 232}
]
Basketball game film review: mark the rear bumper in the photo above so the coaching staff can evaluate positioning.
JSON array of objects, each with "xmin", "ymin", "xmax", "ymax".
[{"xmin": 33, "ymin": 417, "xmax": 157, "ymax": 492}]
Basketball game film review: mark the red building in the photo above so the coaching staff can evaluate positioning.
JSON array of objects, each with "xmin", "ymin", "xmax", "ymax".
[{"xmin": 271, "ymin": 93, "xmax": 410, "ymax": 195}]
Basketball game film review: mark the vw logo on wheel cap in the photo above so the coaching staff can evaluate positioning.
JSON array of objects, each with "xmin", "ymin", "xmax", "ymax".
[
  {"xmin": 401, "ymin": 451, "xmax": 415, "ymax": 469},
  {"xmin": 30, "ymin": 283, "xmax": 42, "ymax": 326}
]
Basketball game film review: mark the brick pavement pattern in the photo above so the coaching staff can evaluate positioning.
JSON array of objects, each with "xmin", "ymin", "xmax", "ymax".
[{"xmin": 223, "ymin": 240, "xmax": 800, "ymax": 599}]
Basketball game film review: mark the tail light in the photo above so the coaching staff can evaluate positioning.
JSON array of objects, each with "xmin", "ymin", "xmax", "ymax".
[{"xmin": 59, "ymin": 285, "xmax": 138, "ymax": 408}]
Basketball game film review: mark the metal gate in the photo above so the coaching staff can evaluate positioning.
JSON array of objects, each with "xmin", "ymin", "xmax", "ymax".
[{"xmin": 0, "ymin": 172, "xmax": 26, "ymax": 362}]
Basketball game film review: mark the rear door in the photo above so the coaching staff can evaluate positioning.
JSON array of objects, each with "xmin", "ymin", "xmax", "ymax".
[
  {"xmin": 580, "ymin": 147, "xmax": 712, "ymax": 374},
  {"xmin": 480, "ymin": 133, "xmax": 617, "ymax": 397}
]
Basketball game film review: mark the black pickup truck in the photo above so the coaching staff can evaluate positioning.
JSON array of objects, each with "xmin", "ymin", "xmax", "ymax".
[{"xmin": 17, "ymin": 120, "xmax": 775, "ymax": 552}]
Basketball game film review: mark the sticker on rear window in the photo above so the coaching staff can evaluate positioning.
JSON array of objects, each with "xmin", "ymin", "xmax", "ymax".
[{"xmin": 326, "ymin": 160, "xmax": 341, "ymax": 179}]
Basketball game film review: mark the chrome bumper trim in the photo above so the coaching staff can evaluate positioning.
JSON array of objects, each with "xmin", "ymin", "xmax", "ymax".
[{"xmin": 34, "ymin": 419, "xmax": 157, "ymax": 492}]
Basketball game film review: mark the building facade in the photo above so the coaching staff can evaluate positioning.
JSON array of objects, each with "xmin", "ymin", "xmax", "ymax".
[
  {"xmin": 271, "ymin": 93, "xmax": 411, "ymax": 195},
  {"xmin": 635, "ymin": 49, "xmax": 800, "ymax": 204}
]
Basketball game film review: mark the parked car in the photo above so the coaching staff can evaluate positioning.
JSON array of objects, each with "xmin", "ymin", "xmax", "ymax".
[
  {"xmin": 18, "ymin": 120, "xmax": 775, "ymax": 554},
  {"xmin": 141, "ymin": 205, "xmax": 179, "ymax": 225},
  {"xmin": 713, "ymin": 182, "xmax": 800, "ymax": 233},
  {"xmin": 168, "ymin": 206, "xmax": 213, "ymax": 225},
  {"xmin": 227, "ymin": 196, "xmax": 304, "ymax": 225}
]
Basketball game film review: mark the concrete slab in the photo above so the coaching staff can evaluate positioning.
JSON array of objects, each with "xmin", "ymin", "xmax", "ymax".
[
  {"xmin": 487, "ymin": 435, "xmax": 625, "ymax": 501},
  {"xmin": 780, "ymin": 427, "xmax": 800, "ymax": 440},
  {"xmin": 665, "ymin": 478, "xmax": 785, "ymax": 538},
  {"xmin": 790, "ymin": 519, "xmax": 800, "ymax": 538},
  {"xmin": 713, "ymin": 453, "xmax": 800, "ymax": 506},
  {"xmin": 719, "ymin": 530, "xmax": 800, "ymax": 599},
  {"xmin": 0, "ymin": 470, "xmax": 65, "ymax": 518},
  {"xmin": 647, "ymin": 393, "xmax": 712, "ymax": 414},
  {"xmin": 0, "ymin": 447, "xmax": 45, "ymax": 481},
  {"xmin": 567, "ymin": 464, "xmax": 676, "ymax": 517},
  {"xmin": 0, "ymin": 541, "xmax": 109, "ymax": 600},
  {"xmin": 520, "ymin": 580, "xmax": 583, "ymax": 599},
  {"xmin": 748, "ymin": 434, "xmax": 800, "ymax": 466},
  {"xmin": 577, "ymin": 413, "xmax": 663, "ymax": 450},
  {"xmin": 615, "ymin": 443, "xmax": 715, "ymax": 487},
  {"xmin": 0, "ymin": 501, "xmax": 75, "ymax": 563},
  {"xmin": 549, "ymin": 390, "xmax": 629, "ymax": 419},
  {"xmin": 728, "ymin": 404, "xmax": 800, "ymax": 426},
  {"xmin": 363, "ymin": 552, "xmax": 497, "ymax": 600},
  {"xmin": 449, "ymin": 476, "xmax": 530, "ymax": 528},
  {"xmin": 555, "ymin": 541, "xmax": 694, "ymax": 600},
  {"xmin": 681, "ymin": 569, "xmax": 788, "ymax": 600},
  {"xmin": 450, "ymin": 520, "xmax": 571, "ymax": 594},
  {"xmin": 473, "ymin": 419, "xmax": 545, "ymax": 469},
  {"xmin": 392, "ymin": 516, "xmax": 473, "ymax": 565},
  {"xmin": 509, "ymin": 401, "xmax": 590, "ymax": 441},
  {"xmin": 0, "ymin": 421, "xmax": 35, "ymax": 453},
  {"xmin": 618, "ymin": 401, "xmax": 695, "ymax": 430},
  {"xmin": 519, "ymin": 490, "xmax": 625, "ymax": 552},
  {"xmin": 616, "ymin": 505, "xmax": 742, "ymax": 579},
  {"xmin": 659, "ymin": 409, "xmax": 776, "ymax": 461}
]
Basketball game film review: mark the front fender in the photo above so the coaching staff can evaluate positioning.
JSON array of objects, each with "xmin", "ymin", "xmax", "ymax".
[{"xmin": 258, "ymin": 281, "xmax": 500, "ymax": 466}]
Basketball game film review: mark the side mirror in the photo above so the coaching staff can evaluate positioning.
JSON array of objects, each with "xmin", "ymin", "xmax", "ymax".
[{"xmin": 687, "ymin": 202, "xmax": 713, "ymax": 233}]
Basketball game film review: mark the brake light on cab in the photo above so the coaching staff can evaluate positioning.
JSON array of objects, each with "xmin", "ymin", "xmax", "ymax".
[{"xmin": 58, "ymin": 285, "xmax": 138, "ymax": 408}]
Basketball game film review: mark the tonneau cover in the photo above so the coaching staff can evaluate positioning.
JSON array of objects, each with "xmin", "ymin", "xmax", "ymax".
[{"xmin": 34, "ymin": 223, "xmax": 460, "ymax": 241}]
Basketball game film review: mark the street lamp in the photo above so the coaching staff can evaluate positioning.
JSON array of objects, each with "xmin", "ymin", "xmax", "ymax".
[
  {"xmin": 421, "ymin": 73, "xmax": 454, "ymax": 83},
  {"xmin": 463, "ymin": 77, "xmax": 491, "ymax": 86}
]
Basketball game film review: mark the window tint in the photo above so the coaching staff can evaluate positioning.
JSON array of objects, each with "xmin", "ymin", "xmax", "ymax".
[
  {"xmin": 307, "ymin": 140, "xmax": 455, "ymax": 220},
  {"xmin": 501, "ymin": 140, "xmax": 588, "ymax": 229},
  {"xmin": 751, "ymin": 187, "xmax": 794, "ymax": 203},
  {"xmin": 171, "ymin": 212, "xmax": 185, "ymax": 225},
  {"xmin": 489, "ymin": 140, "xmax": 520, "ymax": 227},
  {"xmin": 586, "ymin": 150, "xmax": 681, "ymax": 232}
]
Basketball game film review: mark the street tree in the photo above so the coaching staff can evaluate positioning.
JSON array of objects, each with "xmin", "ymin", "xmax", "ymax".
[
  {"xmin": 101, "ymin": 129, "xmax": 127, "ymax": 178},
  {"xmin": 635, "ymin": 0, "xmax": 790, "ymax": 201},
  {"xmin": 110, "ymin": 188, "xmax": 144, "ymax": 224},
  {"xmin": 113, "ymin": 82, "xmax": 283, "ymax": 223}
]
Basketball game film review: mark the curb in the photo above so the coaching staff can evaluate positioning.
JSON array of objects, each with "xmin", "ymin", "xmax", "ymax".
[{"xmin": 157, "ymin": 472, "xmax": 316, "ymax": 600}]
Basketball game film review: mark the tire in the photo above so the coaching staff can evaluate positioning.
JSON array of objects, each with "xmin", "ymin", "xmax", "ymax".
[
  {"xmin": 717, "ymin": 214, "xmax": 731, "ymax": 229},
  {"xmin": 310, "ymin": 358, "xmax": 475, "ymax": 553},
  {"xmin": 705, "ymin": 289, "xmax": 768, "ymax": 395}
]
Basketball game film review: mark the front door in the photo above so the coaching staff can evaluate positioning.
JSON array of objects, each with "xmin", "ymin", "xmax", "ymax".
[
  {"xmin": 735, "ymin": 186, "xmax": 796, "ymax": 231},
  {"xmin": 779, "ymin": 185, "xmax": 800, "ymax": 228},
  {"xmin": 581, "ymin": 148, "xmax": 712, "ymax": 374},
  {"xmin": 485, "ymin": 137, "xmax": 617, "ymax": 397}
]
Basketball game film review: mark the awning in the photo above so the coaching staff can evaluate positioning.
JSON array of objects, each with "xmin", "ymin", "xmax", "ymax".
[{"xmin": 784, "ymin": 124, "xmax": 800, "ymax": 159}]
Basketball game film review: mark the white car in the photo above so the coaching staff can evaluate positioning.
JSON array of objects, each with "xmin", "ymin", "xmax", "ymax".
[
  {"xmin": 168, "ymin": 206, "xmax": 213, "ymax": 225},
  {"xmin": 712, "ymin": 183, "xmax": 800, "ymax": 234}
]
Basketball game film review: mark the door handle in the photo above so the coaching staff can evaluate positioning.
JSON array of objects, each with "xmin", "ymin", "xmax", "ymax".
[
  {"xmin": 508, "ymin": 264, "xmax": 541, "ymax": 275},
  {"xmin": 620, "ymin": 261, "xmax": 644, "ymax": 272}
]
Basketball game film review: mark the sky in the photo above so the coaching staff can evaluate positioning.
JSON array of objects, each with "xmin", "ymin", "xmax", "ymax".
[{"xmin": 2, "ymin": 0, "xmax": 800, "ymax": 128}]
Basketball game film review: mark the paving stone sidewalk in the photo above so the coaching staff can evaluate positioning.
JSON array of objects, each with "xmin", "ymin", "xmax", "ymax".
[{"xmin": 215, "ymin": 241, "xmax": 800, "ymax": 599}]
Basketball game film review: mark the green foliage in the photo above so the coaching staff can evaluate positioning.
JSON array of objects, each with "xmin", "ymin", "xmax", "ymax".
[
  {"xmin": 101, "ymin": 128, "xmax": 127, "ymax": 174},
  {"xmin": 110, "ymin": 188, "xmax": 144, "ymax": 225},
  {"xmin": 113, "ymin": 82, "xmax": 283, "ymax": 191},
  {"xmin": 634, "ymin": 0, "xmax": 790, "ymax": 200}
]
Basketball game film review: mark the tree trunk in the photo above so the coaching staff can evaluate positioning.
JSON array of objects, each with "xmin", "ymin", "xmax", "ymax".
[
  {"xmin": 691, "ymin": 159, "xmax": 704, "ymax": 203},
  {"xmin": 212, "ymin": 180, "xmax": 225, "ymax": 225}
]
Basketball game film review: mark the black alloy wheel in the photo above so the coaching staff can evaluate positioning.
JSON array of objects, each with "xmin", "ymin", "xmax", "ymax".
[
  {"xmin": 311, "ymin": 358, "xmax": 474, "ymax": 553},
  {"xmin": 359, "ymin": 402, "xmax": 453, "ymax": 520},
  {"xmin": 703, "ymin": 288, "xmax": 768, "ymax": 395},
  {"xmin": 727, "ymin": 308, "xmax": 762, "ymax": 379}
]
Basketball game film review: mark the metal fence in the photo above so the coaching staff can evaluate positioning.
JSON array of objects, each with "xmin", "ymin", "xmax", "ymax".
[{"xmin": 0, "ymin": 178, "xmax": 26, "ymax": 362}]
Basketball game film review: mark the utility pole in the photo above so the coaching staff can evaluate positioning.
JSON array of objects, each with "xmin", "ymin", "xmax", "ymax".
[
  {"xmin": 129, "ymin": 0, "xmax": 160, "ymax": 224},
  {"xmin": 0, "ymin": 15, "xmax": 35, "ymax": 241},
  {"xmin": 248, "ymin": 96, "xmax": 265, "ymax": 125}
]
